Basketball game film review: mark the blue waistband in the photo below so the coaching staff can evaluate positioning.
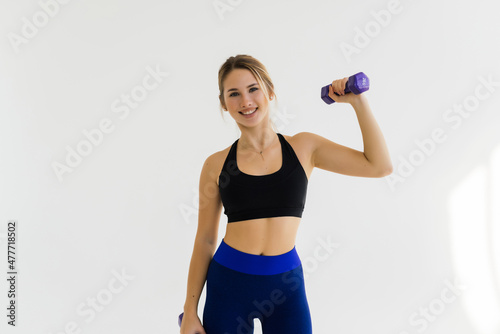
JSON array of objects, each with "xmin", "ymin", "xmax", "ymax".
[{"xmin": 212, "ymin": 238, "xmax": 302, "ymax": 275}]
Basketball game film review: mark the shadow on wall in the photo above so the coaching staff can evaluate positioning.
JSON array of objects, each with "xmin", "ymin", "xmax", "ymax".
[{"xmin": 448, "ymin": 142, "xmax": 500, "ymax": 333}]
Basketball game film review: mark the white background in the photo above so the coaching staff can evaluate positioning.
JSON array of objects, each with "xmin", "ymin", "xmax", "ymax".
[{"xmin": 1, "ymin": 0, "xmax": 499, "ymax": 333}]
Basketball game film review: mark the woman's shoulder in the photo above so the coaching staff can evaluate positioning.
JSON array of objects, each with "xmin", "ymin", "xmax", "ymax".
[
  {"xmin": 281, "ymin": 132, "xmax": 317, "ymax": 179},
  {"xmin": 201, "ymin": 141, "xmax": 235, "ymax": 185},
  {"xmin": 281, "ymin": 131, "xmax": 317, "ymax": 151},
  {"xmin": 211, "ymin": 144, "xmax": 232, "ymax": 166},
  {"xmin": 282, "ymin": 131, "xmax": 315, "ymax": 140}
]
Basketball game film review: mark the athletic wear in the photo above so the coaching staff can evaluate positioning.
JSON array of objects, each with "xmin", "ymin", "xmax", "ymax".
[
  {"xmin": 218, "ymin": 133, "xmax": 308, "ymax": 223},
  {"xmin": 203, "ymin": 238, "xmax": 313, "ymax": 334},
  {"xmin": 202, "ymin": 133, "xmax": 313, "ymax": 333}
]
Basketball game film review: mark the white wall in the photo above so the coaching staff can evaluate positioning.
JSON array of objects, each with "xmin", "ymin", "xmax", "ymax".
[{"xmin": 1, "ymin": 0, "xmax": 499, "ymax": 333}]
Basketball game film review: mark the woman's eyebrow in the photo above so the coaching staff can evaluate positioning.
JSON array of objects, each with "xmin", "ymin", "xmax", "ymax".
[{"xmin": 227, "ymin": 83, "xmax": 258, "ymax": 93}]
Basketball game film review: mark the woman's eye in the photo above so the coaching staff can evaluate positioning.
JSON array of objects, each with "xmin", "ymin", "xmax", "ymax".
[{"xmin": 229, "ymin": 87, "xmax": 258, "ymax": 97}]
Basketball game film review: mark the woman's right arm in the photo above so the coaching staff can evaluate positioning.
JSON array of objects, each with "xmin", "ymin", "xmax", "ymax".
[{"xmin": 181, "ymin": 153, "xmax": 222, "ymax": 333}]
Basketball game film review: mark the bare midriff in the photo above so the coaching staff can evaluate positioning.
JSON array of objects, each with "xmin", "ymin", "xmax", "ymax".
[
  {"xmin": 223, "ymin": 216, "xmax": 301, "ymax": 256},
  {"xmin": 217, "ymin": 134, "xmax": 312, "ymax": 257}
]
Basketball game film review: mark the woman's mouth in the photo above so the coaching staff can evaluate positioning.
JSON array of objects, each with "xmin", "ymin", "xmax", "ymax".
[{"xmin": 239, "ymin": 108, "xmax": 258, "ymax": 117}]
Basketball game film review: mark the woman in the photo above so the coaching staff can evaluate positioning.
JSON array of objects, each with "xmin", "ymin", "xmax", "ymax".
[{"xmin": 180, "ymin": 55, "xmax": 392, "ymax": 334}]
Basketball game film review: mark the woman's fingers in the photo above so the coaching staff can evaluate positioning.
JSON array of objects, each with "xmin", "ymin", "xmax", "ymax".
[{"xmin": 330, "ymin": 77, "xmax": 348, "ymax": 95}]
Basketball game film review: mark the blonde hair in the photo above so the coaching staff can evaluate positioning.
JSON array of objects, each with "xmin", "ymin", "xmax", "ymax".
[{"xmin": 218, "ymin": 55, "xmax": 278, "ymax": 132}]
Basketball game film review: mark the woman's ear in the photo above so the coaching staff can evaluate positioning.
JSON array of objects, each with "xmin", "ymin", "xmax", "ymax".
[{"xmin": 219, "ymin": 96, "xmax": 227, "ymax": 111}]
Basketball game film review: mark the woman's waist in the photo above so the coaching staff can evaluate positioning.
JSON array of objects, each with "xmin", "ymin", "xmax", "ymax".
[
  {"xmin": 212, "ymin": 237, "xmax": 302, "ymax": 275},
  {"xmin": 224, "ymin": 217, "xmax": 300, "ymax": 256}
]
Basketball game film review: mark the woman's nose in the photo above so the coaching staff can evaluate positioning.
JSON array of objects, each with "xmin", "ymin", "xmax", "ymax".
[{"xmin": 240, "ymin": 93, "xmax": 253, "ymax": 106}]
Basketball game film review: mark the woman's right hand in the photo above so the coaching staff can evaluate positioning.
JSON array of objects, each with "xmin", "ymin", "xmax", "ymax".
[{"xmin": 180, "ymin": 311, "xmax": 206, "ymax": 334}]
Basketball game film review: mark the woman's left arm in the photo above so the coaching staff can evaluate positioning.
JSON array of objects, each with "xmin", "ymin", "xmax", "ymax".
[
  {"xmin": 350, "ymin": 94, "xmax": 393, "ymax": 175},
  {"xmin": 304, "ymin": 80, "xmax": 393, "ymax": 178}
]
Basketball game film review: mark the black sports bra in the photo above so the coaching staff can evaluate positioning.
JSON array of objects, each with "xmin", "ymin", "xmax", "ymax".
[{"xmin": 218, "ymin": 133, "xmax": 308, "ymax": 223}]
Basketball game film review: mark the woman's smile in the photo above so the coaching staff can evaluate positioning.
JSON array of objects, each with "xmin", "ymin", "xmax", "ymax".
[{"xmin": 239, "ymin": 107, "xmax": 258, "ymax": 117}]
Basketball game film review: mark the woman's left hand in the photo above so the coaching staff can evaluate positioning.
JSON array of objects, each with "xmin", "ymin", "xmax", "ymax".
[{"xmin": 328, "ymin": 77, "xmax": 362, "ymax": 104}]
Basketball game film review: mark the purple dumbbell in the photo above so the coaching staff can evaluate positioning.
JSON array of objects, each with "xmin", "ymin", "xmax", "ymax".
[
  {"xmin": 178, "ymin": 312, "xmax": 183, "ymax": 327},
  {"xmin": 321, "ymin": 72, "xmax": 370, "ymax": 104}
]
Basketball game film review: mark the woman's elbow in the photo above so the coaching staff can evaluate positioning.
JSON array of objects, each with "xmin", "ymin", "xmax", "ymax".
[{"xmin": 378, "ymin": 165, "xmax": 393, "ymax": 177}]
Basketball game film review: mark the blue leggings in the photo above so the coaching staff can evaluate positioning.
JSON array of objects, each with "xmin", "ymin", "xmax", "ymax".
[{"xmin": 203, "ymin": 238, "xmax": 313, "ymax": 334}]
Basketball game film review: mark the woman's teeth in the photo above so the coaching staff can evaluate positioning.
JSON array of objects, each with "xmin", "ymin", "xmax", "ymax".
[{"xmin": 241, "ymin": 108, "xmax": 257, "ymax": 115}]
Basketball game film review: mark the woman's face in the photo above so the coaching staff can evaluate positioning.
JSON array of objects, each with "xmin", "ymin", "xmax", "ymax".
[{"xmin": 221, "ymin": 68, "xmax": 272, "ymax": 126}]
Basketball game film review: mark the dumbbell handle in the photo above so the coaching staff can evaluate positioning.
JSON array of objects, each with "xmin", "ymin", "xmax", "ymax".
[
  {"xmin": 178, "ymin": 312, "xmax": 183, "ymax": 327},
  {"xmin": 321, "ymin": 72, "xmax": 369, "ymax": 104}
]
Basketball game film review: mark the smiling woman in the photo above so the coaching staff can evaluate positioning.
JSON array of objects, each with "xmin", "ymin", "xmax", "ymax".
[
  {"xmin": 180, "ymin": 54, "xmax": 393, "ymax": 334},
  {"xmin": 216, "ymin": 55, "xmax": 278, "ymax": 131}
]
